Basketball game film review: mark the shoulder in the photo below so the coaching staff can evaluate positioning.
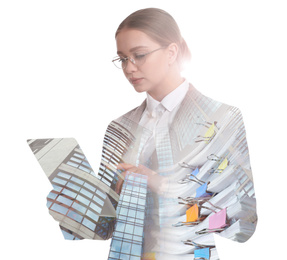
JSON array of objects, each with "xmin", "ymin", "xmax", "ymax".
[
  {"xmin": 178, "ymin": 83, "xmax": 243, "ymax": 123},
  {"xmin": 187, "ymin": 83, "xmax": 239, "ymax": 110},
  {"xmin": 113, "ymin": 99, "xmax": 147, "ymax": 125}
]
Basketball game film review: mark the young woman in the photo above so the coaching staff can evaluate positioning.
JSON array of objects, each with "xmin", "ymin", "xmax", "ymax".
[{"xmin": 107, "ymin": 8, "xmax": 257, "ymax": 260}]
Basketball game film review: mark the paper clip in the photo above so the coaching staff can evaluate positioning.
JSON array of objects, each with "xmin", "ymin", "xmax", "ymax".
[
  {"xmin": 182, "ymin": 240, "xmax": 206, "ymax": 248},
  {"xmin": 196, "ymin": 208, "xmax": 229, "ymax": 235},
  {"xmin": 193, "ymin": 116, "xmax": 218, "ymax": 144},
  {"xmin": 207, "ymin": 154, "xmax": 229, "ymax": 174},
  {"xmin": 178, "ymin": 162, "xmax": 197, "ymax": 170},
  {"xmin": 178, "ymin": 167, "xmax": 205, "ymax": 185},
  {"xmin": 178, "ymin": 182, "xmax": 214, "ymax": 205},
  {"xmin": 172, "ymin": 204, "xmax": 207, "ymax": 227},
  {"xmin": 182, "ymin": 240, "xmax": 214, "ymax": 249}
]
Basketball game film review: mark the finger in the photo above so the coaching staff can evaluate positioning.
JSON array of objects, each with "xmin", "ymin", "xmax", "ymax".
[
  {"xmin": 115, "ymin": 170, "xmax": 130, "ymax": 194},
  {"xmin": 115, "ymin": 179, "xmax": 123, "ymax": 194},
  {"xmin": 117, "ymin": 163, "xmax": 135, "ymax": 170}
]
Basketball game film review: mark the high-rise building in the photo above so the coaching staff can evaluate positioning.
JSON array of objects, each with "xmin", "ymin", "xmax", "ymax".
[
  {"xmin": 28, "ymin": 138, "xmax": 117, "ymax": 240},
  {"xmin": 108, "ymin": 172, "xmax": 148, "ymax": 260}
]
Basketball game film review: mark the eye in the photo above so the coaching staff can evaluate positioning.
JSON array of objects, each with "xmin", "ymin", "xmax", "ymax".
[
  {"xmin": 134, "ymin": 53, "xmax": 146, "ymax": 60},
  {"xmin": 117, "ymin": 57, "xmax": 128, "ymax": 64}
]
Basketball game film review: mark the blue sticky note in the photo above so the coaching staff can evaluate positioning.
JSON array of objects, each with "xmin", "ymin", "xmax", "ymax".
[{"xmin": 194, "ymin": 247, "xmax": 210, "ymax": 259}]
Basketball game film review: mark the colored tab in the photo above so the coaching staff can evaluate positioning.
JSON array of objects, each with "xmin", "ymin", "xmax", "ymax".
[
  {"xmin": 204, "ymin": 123, "xmax": 215, "ymax": 143},
  {"xmin": 194, "ymin": 247, "xmax": 210, "ymax": 259},
  {"xmin": 186, "ymin": 204, "xmax": 199, "ymax": 222},
  {"xmin": 196, "ymin": 183, "xmax": 213, "ymax": 198},
  {"xmin": 142, "ymin": 252, "xmax": 156, "ymax": 260},
  {"xmin": 217, "ymin": 158, "xmax": 228, "ymax": 172},
  {"xmin": 189, "ymin": 167, "xmax": 199, "ymax": 180},
  {"xmin": 209, "ymin": 208, "xmax": 227, "ymax": 230}
]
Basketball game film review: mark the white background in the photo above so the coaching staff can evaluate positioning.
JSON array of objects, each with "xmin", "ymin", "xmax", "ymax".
[{"xmin": 1, "ymin": 0, "xmax": 287, "ymax": 259}]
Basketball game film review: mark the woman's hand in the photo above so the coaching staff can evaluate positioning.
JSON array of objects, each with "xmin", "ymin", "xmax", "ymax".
[{"xmin": 115, "ymin": 163, "xmax": 164, "ymax": 194}]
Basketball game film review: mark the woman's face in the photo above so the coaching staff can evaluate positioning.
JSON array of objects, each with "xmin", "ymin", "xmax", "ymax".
[{"xmin": 116, "ymin": 29, "xmax": 171, "ymax": 99}]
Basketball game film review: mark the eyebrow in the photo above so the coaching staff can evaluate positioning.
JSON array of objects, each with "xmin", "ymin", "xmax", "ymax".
[{"xmin": 117, "ymin": 45, "xmax": 149, "ymax": 55}]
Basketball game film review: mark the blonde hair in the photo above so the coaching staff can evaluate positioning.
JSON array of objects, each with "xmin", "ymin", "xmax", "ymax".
[{"xmin": 115, "ymin": 8, "xmax": 191, "ymax": 71}]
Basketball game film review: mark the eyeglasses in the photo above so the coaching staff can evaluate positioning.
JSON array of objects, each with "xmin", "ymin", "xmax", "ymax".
[{"xmin": 112, "ymin": 47, "xmax": 166, "ymax": 69}]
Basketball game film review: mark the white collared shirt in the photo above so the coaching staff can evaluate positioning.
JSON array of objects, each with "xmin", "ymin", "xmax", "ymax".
[
  {"xmin": 138, "ymin": 79, "xmax": 189, "ymax": 163},
  {"xmin": 139, "ymin": 79, "xmax": 189, "ymax": 129}
]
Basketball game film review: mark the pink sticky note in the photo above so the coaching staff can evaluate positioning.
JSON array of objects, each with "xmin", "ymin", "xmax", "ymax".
[{"xmin": 209, "ymin": 208, "xmax": 227, "ymax": 230}]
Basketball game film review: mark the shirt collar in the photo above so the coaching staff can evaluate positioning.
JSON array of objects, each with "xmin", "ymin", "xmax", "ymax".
[{"xmin": 146, "ymin": 79, "xmax": 189, "ymax": 113}]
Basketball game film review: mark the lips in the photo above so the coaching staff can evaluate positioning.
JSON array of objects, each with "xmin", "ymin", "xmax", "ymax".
[{"xmin": 129, "ymin": 77, "xmax": 144, "ymax": 85}]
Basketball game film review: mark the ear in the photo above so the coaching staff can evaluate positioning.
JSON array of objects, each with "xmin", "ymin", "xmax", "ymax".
[{"xmin": 167, "ymin": 43, "xmax": 179, "ymax": 65}]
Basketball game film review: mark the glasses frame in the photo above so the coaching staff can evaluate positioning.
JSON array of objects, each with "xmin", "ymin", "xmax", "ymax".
[{"xmin": 112, "ymin": 46, "xmax": 166, "ymax": 69}]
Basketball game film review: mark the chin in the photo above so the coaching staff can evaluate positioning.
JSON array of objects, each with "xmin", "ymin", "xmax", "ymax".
[{"xmin": 132, "ymin": 84, "xmax": 148, "ymax": 93}]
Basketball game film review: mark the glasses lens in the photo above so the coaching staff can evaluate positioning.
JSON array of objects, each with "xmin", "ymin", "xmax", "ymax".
[
  {"xmin": 133, "ymin": 55, "xmax": 146, "ymax": 67},
  {"xmin": 113, "ymin": 57, "xmax": 123, "ymax": 69}
]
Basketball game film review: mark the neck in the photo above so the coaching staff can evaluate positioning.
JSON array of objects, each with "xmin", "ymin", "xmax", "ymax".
[{"xmin": 148, "ymin": 72, "xmax": 184, "ymax": 102}]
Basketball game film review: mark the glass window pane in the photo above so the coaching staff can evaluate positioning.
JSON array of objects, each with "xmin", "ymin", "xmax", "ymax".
[
  {"xmin": 51, "ymin": 203, "xmax": 68, "ymax": 215},
  {"xmin": 52, "ymin": 177, "xmax": 67, "ymax": 186},
  {"xmin": 90, "ymin": 202, "xmax": 101, "ymax": 214},
  {"xmin": 62, "ymin": 188, "xmax": 77, "ymax": 199},
  {"xmin": 71, "ymin": 177, "xmax": 84, "ymax": 185},
  {"xmin": 77, "ymin": 194, "xmax": 90, "ymax": 206},
  {"xmin": 120, "ymin": 207, "xmax": 128, "ymax": 216},
  {"xmin": 52, "ymin": 184, "xmax": 62, "ymax": 192},
  {"xmin": 46, "ymin": 201, "xmax": 52, "ymax": 208},
  {"xmin": 74, "ymin": 152, "xmax": 85, "ymax": 159},
  {"xmin": 96, "ymin": 189, "xmax": 107, "ymax": 199},
  {"xmin": 131, "ymin": 244, "xmax": 141, "ymax": 256},
  {"xmin": 47, "ymin": 192, "xmax": 58, "ymax": 200},
  {"xmin": 82, "ymin": 218, "xmax": 96, "ymax": 231},
  {"xmin": 57, "ymin": 172, "xmax": 71, "ymax": 179},
  {"xmin": 70, "ymin": 157, "xmax": 82, "ymax": 163},
  {"xmin": 84, "ymin": 182, "xmax": 96, "ymax": 192},
  {"xmin": 93, "ymin": 196, "xmax": 104, "ymax": 206},
  {"xmin": 111, "ymin": 239, "xmax": 122, "ymax": 252},
  {"xmin": 67, "ymin": 161, "xmax": 79, "ymax": 168},
  {"xmin": 121, "ymin": 242, "xmax": 131, "ymax": 254},
  {"xmin": 61, "ymin": 229, "xmax": 75, "ymax": 240},
  {"xmin": 115, "ymin": 221, "xmax": 125, "ymax": 232},
  {"xmin": 130, "ymin": 197, "xmax": 138, "ymax": 204},
  {"xmin": 134, "ymin": 226, "xmax": 143, "ymax": 236},
  {"xmin": 138, "ymin": 198, "xmax": 145, "ymax": 206},
  {"xmin": 86, "ymin": 210, "xmax": 99, "ymax": 222},
  {"xmin": 125, "ymin": 224, "xmax": 134, "ymax": 234},
  {"xmin": 79, "ymin": 165, "xmax": 91, "ymax": 173},
  {"xmin": 122, "ymin": 195, "xmax": 130, "ymax": 202},
  {"xmin": 124, "ymin": 233, "xmax": 132, "ymax": 240},
  {"xmin": 128, "ymin": 209, "xmax": 136, "ymax": 218},
  {"xmin": 109, "ymin": 251, "xmax": 119, "ymax": 259},
  {"xmin": 136, "ymin": 211, "xmax": 144, "ymax": 220},
  {"xmin": 67, "ymin": 210, "xmax": 83, "ymax": 223},
  {"xmin": 57, "ymin": 195, "xmax": 73, "ymax": 206},
  {"xmin": 130, "ymin": 256, "xmax": 140, "ymax": 260},
  {"xmin": 101, "ymin": 178, "xmax": 110, "ymax": 186},
  {"xmin": 82, "ymin": 161, "xmax": 91, "ymax": 167},
  {"xmin": 119, "ymin": 253, "xmax": 130, "ymax": 260},
  {"xmin": 72, "ymin": 202, "xmax": 87, "ymax": 214},
  {"xmin": 80, "ymin": 188, "xmax": 93, "ymax": 198},
  {"xmin": 66, "ymin": 182, "xmax": 81, "ymax": 191}
]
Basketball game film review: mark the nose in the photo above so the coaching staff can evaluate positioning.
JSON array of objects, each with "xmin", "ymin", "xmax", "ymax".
[{"xmin": 124, "ymin": 58, "xmax": 138, "ymax": 73}]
